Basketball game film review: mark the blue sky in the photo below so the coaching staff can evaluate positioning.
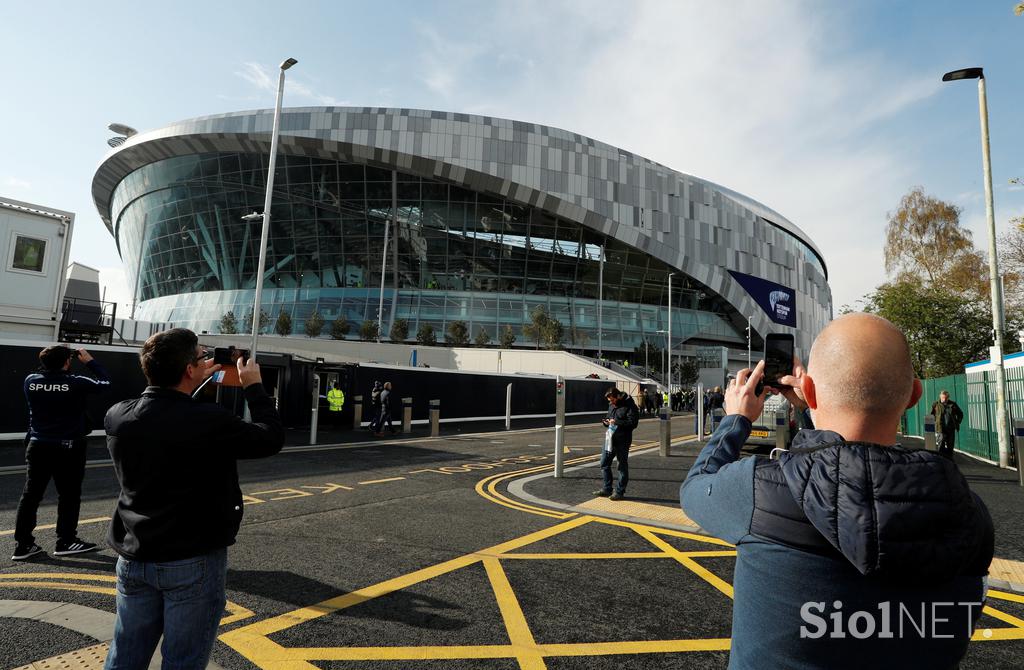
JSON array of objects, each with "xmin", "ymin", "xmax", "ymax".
[{"xmin": 1, "ymin": 0, "xmax": 1021, "ymax": 312}]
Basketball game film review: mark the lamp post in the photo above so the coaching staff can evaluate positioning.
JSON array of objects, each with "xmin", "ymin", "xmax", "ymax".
[
  {"xmin": 667, "ymin": 273, "xmax": 675, "ymax": 392},
  {"xmin": 942, "ymin": 66, "xmax": 1011, "ymax": 468},
  {"xmin": 746, "ymin": 315, "xmax": 753, "ymax": 369},
  {"xmin": 247, "ymin": 57, "xmax": 297, "ymax": 362},
  {"xmin": 656, "ymin": 329, "xmax": 668, "ymax": 388},
  {"xmin": 597, "ymin": 244, "xmax": 605, "ymax": 358}
]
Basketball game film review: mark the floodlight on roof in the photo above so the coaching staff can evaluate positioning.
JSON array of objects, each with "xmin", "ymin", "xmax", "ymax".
[{"xmin": 108, "ymin": 123, "xmax": 138, "ymax": 137}]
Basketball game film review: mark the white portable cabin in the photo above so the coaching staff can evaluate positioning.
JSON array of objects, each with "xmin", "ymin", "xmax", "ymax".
[{"xmin": 0, "ymin": 197, "xmax": 74, "ymax": 340}]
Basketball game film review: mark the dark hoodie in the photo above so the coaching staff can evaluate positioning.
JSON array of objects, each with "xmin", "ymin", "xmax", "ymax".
[{"xmin": 681, "ymin": 414, "xmax": 993, "ymax": 670}]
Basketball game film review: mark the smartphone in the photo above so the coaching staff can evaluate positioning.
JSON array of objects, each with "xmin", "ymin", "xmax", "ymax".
[
  {"xmin": 763, "ymin": 333, "xmax": 795, "ymax": 388},
  {"xmin": 213, "ymin": 346, "xmax": 250, "ymax": 365}
]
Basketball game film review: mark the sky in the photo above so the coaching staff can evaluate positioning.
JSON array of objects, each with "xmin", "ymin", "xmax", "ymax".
[{"xmin": 2, "ymin": 0, "xmax": 1022, "ymax": 315}]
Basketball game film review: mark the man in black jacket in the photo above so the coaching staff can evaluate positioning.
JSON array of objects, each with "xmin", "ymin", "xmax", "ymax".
[
  {"xmin": 931, "ymin": 390, "xmax": 964, "ymax": 460},
  {"xmin": 13, "ymin": 346, "xmax": 111, "ymax": 561},
  {"xmin": 594, "ymin": 388, "xmax": 639, "ymax": 500},
  {"xmin": 103, "ymin": 328, "xmax": 284, "ymax": 670}
]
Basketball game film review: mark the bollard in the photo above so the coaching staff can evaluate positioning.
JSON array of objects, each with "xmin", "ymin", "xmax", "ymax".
[
  {"xmin": 430, "ymin": 399, "xmax": 440, "ymax": 437},
  {"xmin": 505, "ymin": 383, "xmax": 513, "ymax": 431},
  {"xmin": 310, "ymin": 374, "xmax": 321, "ymax": 445},
  {"xmin": 402, "ymin": 397, "xmax": 413, "ymax": 434},
  {"xmin": 554, "ymin": 375, "xmax": 565, "ymax": 477},
  {"xmin": 352, "ymin": 395, "xmax": 363, "ymax": 430},
  {"xmin": 775, "ymin": 408, "xmax": 788, "ymax": 452},
  {"xmin": 924, "ymin": 414, "xmax": 936, "ymax": 452},
  {"xmin": 659, "ymin": 406, "xmax": 671, "ymax": 457},
  {"xmin": 696, "ymin": 383, "xmax": 705, "ymax": 439},
  {"xmin": 1014, "ymin": 419, "xmax": 1024, "ymax": 488}
]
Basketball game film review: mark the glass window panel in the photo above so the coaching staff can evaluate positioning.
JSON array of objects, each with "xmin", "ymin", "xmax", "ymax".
[{"xmin": 11, "ymin": 235, "xmax": 46, "ymax": 272}]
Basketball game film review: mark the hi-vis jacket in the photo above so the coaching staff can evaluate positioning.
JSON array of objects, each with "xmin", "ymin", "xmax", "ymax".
[
  {"xmin": 24, "ymin": 360, "xmax": 111, "ymax": 441},
  {"xmin": 327, "ymin": 388, "xmax": 345, "ymax": 412}
]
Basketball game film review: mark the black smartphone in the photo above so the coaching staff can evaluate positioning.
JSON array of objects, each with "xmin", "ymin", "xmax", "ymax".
[
  {"xmin": 756, "ymin": 333, "xmax": 794, "ymax": 395},
  {"xmin": 213, "ymin": 346, "xmax": 250, "ymax": 365}
]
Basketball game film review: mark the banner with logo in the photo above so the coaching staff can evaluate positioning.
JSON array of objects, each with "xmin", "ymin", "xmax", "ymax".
[{"xmin": 727, "ymin": 270, "xmax": 797, "ymax": 327}]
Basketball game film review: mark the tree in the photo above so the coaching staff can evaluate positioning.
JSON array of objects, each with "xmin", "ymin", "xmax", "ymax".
[
  {"xmin": 390, "ymin": 318, "xmax": 409, "ymax": 342},
  {"xmin": 417, "ymin": 323, "xmax": 437, "ymax": 345},
  {"xmin": 633, "ymin": 340, "xmax": 663, "ymax": 373},
  {"xmin": 359, "ymin": 320, "xmax": 379, "ymax": 341},
  {"xmin": 1016, "ymin": 2, "xmax": 1024, "ymax": 16},
  {"xmin": 274, "ymin": 310, "xmax": 293, "ymax": 337},
  {"xmin": 330, "ymin": 316, "xmax": 351, "ymax": 340},
  {"xmin": 863, "ymin": 278, "xmax": 992, "ymax": 378},
  {"xmin": 242, "ymin": 308, "xmax": 271, "ymax": 335},
  {"xmin": 447, "ymin": 320, "xmax": 470, "ymax": 346},
  {"xmin": 522, "ymin": 306, "xmax": 562, "ymax": 349},
  {"xmin": 218, "ymin": 311, "xmax": 238, "ymax": 335},
  {"xmin": 569, "ymin": 326, "xmax": 590, "ymax": 350},
  {"xmin": 673, "ymin": 357, "xmax": 700, "ymax": 387},
  {"xmin": 499, "ymin": 325, "xmax": 517, "ymax": 348},
  {"xmin": 884, "ymin": 187, "xmax": 974, "ymax": 285},
  {"xmin": 475, "ymin": 327, "xmax": 492, "ymax": 347},
  {"xmin": 304, "ymin": 311, "xmax": 324, "ymax": 338}
]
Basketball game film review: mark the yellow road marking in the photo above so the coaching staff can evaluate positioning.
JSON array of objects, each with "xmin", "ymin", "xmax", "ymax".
[
  {"xmin": 497, "ymin": 552, "xmax": 671, "ymax": 560},
  {"xmin": 990, "ymin": 588, "xmax": 1024, "ymax": 604},
  {"xmin": 592, "ymin": 516, "xmax": 734, "ymax": 548},
  {"xmin": 634, "ymin": 527, "xmax": 734, "ymax": 599},
  {"xmin": 484, "ymin": 557, "xmax": 546, "ymax": 669},
  {"xmin": 0, "ymin": 516, "xmax": 109, "ymax": 537},
  {"xmin": 0, "ymin": 573, "xmax": 117, "ymax": 582},
  {"xmin": 538, "ymin": 638, "xmax": 732, "ymax": 655},
  {"xmin": 357, "ymin": 477, "xmax": 406, "ymax": 485}
]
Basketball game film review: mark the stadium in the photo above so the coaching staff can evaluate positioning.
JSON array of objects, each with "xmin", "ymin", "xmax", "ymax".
[{"xmin": 91, "ymin": 107, "xmax": 832, "ymax": 355}]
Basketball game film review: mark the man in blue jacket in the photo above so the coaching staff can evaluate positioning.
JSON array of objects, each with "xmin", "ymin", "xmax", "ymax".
[
  {"xmin": 13, "ymin": 346, "xmax": 111, "ymax": 561},
  {"xmin": 681, "ymin": 314, "xmax": 993, "ymax": 669},
  {"xmin": 103, "ymin": 328, "xmax": 284, "ymax": 670}
]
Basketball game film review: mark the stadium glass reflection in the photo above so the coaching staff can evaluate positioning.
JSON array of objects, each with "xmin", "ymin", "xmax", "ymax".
[{"xmin": 112, "ymin": 152, "xmax": 747, "ymax": 349}]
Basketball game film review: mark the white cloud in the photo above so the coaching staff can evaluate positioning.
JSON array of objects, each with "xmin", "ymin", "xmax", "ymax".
[
  {"xmin": 414, "ymin": 1, "xmax": 943, "ymax": 312},
  {"xmin": 4, "ymin": 177, "xmax": 31, "ymax": 190},
  {"xmin": 236, "ymin": 62, "xmax": 350, "ymax": 106}
]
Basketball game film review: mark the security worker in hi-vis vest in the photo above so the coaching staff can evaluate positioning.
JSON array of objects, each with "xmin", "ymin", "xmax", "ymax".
[
  {"xmin": 12, "ymin": 346, "xmax": 111, "ymax": 561},
  {"xmin": 327, "ymin": 383, "xmax": 345, "ymax": 424}
]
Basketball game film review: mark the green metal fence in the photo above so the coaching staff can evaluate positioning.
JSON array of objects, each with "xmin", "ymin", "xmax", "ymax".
[{"xmin": 902, "ymin": 364, "xmax": 1024, "ymax": 463}]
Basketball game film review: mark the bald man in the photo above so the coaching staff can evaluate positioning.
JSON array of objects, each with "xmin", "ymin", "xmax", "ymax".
[{"xmin": 680, "ymin": 314, "xmax": 993, "ymax": 670}]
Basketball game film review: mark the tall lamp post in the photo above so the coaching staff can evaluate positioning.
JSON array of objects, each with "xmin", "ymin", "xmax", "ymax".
[
  {"xmin": 667, "ymin": 273, "xmax": 675, "ymax": 392},
  {"xmin": 656, "ymin": 329, "xmax": 668, "ymax": 387},
  {"xmin": 247, "ymin": 57, "xmax": 298, "ymax": 361},
  {"xmin": 942, "ymin": 66, "xmax": 1011, "ymax": 468},
  {"xmin": 597, "ymin": 244, "xmax": 605, "ymax": 358}
]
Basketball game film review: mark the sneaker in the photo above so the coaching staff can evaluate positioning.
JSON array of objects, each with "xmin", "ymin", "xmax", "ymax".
[
  {"xmin": 53, "ymin": 538, "xmax": 99, "ymax": 556},
  {"xmin": 592, "ymin": 489, "xmax": 612, "ymax": 497},
  {"xmin": 12, "ymin": 543, "xmax": 45, "ymax": 561},
  {"xmin": 610, "ymin": 492, "xmax": 625, "ymax": 501}
]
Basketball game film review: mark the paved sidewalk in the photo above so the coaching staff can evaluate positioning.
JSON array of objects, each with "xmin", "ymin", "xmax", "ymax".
[{"xmin": 512, "ymin": 433, "xmax": 1024, "ymax": 593}]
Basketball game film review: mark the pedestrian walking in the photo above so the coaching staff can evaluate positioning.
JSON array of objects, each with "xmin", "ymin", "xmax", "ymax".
[
  {"xmin": 103, "ymin": 328, "xmax": 284, "ymax": 670},
  {"xmin": 931, "ymin": 389, "xmax": 964, "ymax": 460},
  {"xmin": 13, "ymin": 346, "xmax": 111, "ymax": 561},
  {"xmin": 374, "ymin": 381, "xmax": 396, "ymax": 435},
  {"xmin": 707, "ymin": 386, "xmax": 725, "ymax": 432},
  {"xmin": 593, "ymin": 388, "xmax": 639, "ymax": 501},
  {"xmin": 367, "ymin": 381, "xmax": 382, "ymax": 431}
]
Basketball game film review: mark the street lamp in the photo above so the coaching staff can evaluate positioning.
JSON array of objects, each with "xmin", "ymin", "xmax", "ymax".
[
  {"xmin": 667, "ymin": 273, "xmax": 675, "ymax": 392},
  {"xmin": 597, "ymin": 244, "xmax": 605, "ymax": 358},
  {"xmin": 656, "ymin": 329, "xmax": 668, "ymax": 388},
  {"xmin": 248, "ymin": 57, "xmax": 297, "ymax": 362},
  {"xmin": 943, "ymin": 66, "xmax": 1011, "ymax": 468}
]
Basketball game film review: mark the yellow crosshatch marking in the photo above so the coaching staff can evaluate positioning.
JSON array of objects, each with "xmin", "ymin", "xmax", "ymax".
[{"xmin": 214, "ymin": 457, "xmax": 1024, "ymax": 670}]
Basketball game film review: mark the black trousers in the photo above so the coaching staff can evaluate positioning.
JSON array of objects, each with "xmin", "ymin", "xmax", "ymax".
[
  {"xmin": 936, "ymin": 430, "xmax": 956, "ymax": 460},
  {"xmin": 14, "ymin": 439, "xmax": 87, "ymax": 545}
]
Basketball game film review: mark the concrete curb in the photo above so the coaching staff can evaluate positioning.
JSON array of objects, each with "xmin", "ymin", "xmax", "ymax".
[{"xmin": 0, "ymin": 599, "xmax": 225, "ymax": 669}]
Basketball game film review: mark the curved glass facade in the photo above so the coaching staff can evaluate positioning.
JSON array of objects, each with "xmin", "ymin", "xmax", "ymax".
[{"xmin": 113, "ymin": 152, "xmax": 745, "ymax": 349}]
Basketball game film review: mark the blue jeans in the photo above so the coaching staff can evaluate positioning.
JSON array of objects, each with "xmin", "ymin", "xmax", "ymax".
[
  {"xmin": 600, "ymin": 444, "xmax": 629, "ymax": 495},
  {"xmin": 104, "ymin": 548, "xmax": 227, "ymax": 670}
]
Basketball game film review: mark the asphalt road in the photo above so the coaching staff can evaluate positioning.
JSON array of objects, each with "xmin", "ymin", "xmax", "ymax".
[{"xmin": 0, "ymin": 417, "xmax": 1021, "ymax": 669}]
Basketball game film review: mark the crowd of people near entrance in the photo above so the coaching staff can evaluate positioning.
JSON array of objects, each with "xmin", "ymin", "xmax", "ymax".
[{"xmin": 8, "ymin": 313, "xmax": 988, "ymax": 669}]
